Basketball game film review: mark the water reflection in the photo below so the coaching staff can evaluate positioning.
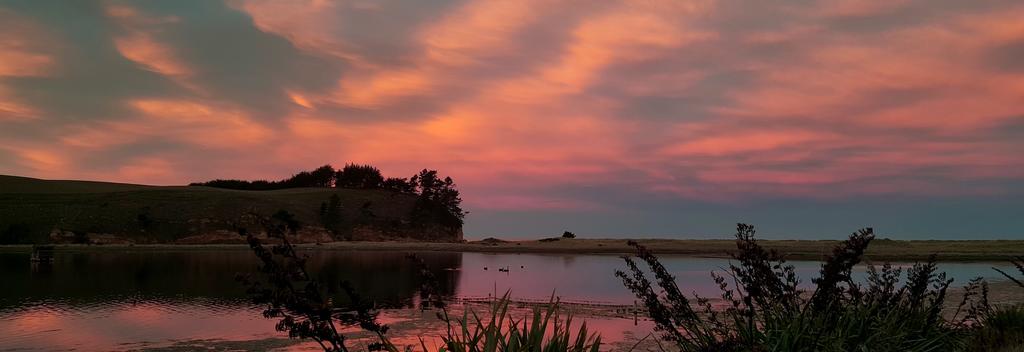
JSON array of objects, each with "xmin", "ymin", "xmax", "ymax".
[
  {"xmin": 0, "ymin": 250, "xmax": 461, "ymax": 309},
  {"xmin": 0, "ymin": 249, "xmax": 1018, "ymax": 351}
]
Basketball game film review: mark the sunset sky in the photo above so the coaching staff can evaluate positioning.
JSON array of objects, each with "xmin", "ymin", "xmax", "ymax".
[{"xmin": 1, "ymin": 0, "xmax": 1022, "ymax": 239}]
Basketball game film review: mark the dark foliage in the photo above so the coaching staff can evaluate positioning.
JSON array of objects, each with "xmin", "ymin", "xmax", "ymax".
[
  {"xmin": 335, "ymin": 164, "xmax": 384, "ymax": 189},
  {"xmin": 310, "ymin": 165, "xmax": 339, "ymax": 187},
  {"xmin": 410, "ymin": 169, "xmax": 466, "ymax": 228},
  {"xmin": 137, "ymin": 207, "xmax": 154, "ymax": 230},
  {"xmin": 562, "ymin": 231, "xmax": 576, "ymax": 239},
  {"xmin": 191, "ymin": 165, "xmax": 337, "ymax": 190},
  {"xmin": 318, "ymin": 194, "xmax": 344, "ymax": 238},
  {"xmin": 190, "ymin": 164, "xmax": 466, "ymax": 228},
  {"xmin": 993, "ymin": 256, "xmax": 1024, "ymax": 289},
  {"xmin": 381, "ymin": 177, "xmax": 416, "ymax": 194},
  {"xmin": 404, "ymin": 254, "xmax": 602, "ymax": 352},
  {"xmin": 72, "ymin": 230, "xmax": 90, "ymax": 244},
  {"xmin": 617, "ymin": 223, "xmax": 990, "ymax": 352},
  {"xmin": 0, "ymin": 223, "xmax": 34, "ymax": 244},
  {"xmin": 236, "ymin": 210, "xmax": 391, "ymax": 352},
  {"xmin": 358, "ymin": 202, "xmax": 376, "ymax": 225},
  {"xmin": 406, "ymin": 254, "xmax": 449, "ymax": 310},
  {"xmin": 967, "ymin": 304, "xmax": 1024, "ymax": 351}
]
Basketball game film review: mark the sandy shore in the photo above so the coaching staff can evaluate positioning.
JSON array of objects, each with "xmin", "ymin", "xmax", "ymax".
[{"xmin": 3, "ymin": 238, "xmax": 1023, "ymax": 261}]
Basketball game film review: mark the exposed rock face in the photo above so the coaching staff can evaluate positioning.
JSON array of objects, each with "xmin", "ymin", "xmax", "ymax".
[
  {"xmin": 350, "ymin": 225, "xmax": 464, "ymax": 242},
  {"xmin": 47, "ymin": 222, "xmax": 462, "ymax": 245},
  {"xmin": 49, "ymin": 229, "xmax": 134, "ymax": 245},
  {"xmin": 173, "ymin": 228, "xmax": 335, "ymax": 244}
]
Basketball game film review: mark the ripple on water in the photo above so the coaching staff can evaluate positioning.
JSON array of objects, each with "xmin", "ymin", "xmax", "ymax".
[{"xmin": 0, "ymin": 296, "xmax": 277, "ymax": 351}]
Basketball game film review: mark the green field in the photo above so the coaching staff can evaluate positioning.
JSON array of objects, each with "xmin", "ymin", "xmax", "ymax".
[{"xmin": 0, "ymin": 175, "xmax": 459, "ymax": 244}]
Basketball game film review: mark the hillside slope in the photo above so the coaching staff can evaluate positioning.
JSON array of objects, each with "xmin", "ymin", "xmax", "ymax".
[{"xmin": 0, "ymin": 175, "xmax": 462, "ymax": 244}]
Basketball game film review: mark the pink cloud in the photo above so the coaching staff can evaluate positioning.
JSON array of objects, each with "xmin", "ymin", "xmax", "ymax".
[
  {"xmin": 0, "ymin": 9, "xmax": 58, "ymax": 121},
  {"xmin": 105, "ymin": 3, "xmax": 199, "ymax": 92},
  {"xmin": 2, "ymin": 0, "xmax": 1023, "ymax": 214},
  {"xmin": 0, "ymin": 10, "xmax": 55, "ymax": 77}
]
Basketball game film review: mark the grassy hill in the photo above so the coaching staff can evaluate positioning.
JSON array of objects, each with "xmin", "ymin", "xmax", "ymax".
[{"xmin": 0, "ymin": 175, "xmax": 462, "ymax": 244}]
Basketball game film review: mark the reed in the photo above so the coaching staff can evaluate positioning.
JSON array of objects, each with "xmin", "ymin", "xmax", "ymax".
[
  {"xmin": 239, "ymin": 211, "xmax": 601, "ymax": 352},
  {"xmin": 617, "ymin": 223, "xmax": 992, "ymax": 352}
]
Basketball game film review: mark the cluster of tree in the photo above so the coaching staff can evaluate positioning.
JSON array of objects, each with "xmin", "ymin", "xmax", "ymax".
[
  {"xmin": 192, "ymin": 164, "xmax": 465, "ymax": 227},
  {"xmin": 190, "ymin": 165, "xmax": 336, "ymax": 190},
  {"xmin": 408, "ymin": 169, "xmax": 465, "ymax": 228}
]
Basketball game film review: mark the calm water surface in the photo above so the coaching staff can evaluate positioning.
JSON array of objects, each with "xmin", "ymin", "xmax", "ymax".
[{"xmin": 0, "ymin": 250, "xmax": 1016, "ymax": 350}]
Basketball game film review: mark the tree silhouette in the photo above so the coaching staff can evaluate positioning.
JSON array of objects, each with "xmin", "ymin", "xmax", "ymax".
[
  {"xmin": 190, "ymin": 164, "xmax": 466, "ymax": 228},
  {"xmin": 381, "ymin": 177, "xmax": 416, "ymax": 194},
  {"xmin": 410, "ymin": 169, "xmax": 465, "ymax": 228},
  {"xmin": 310, "ymin": 165, "xmax": 337, "ymax": 187},
  {"xmin": 335, "ymin": 164, "xmax": 384, "ymax": 189},
  {"xmin": 319, "ymin": 194, "xmax": 343, "ymax": 238}
]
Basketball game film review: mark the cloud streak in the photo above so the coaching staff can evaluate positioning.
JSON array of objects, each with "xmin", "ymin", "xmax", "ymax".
[{"xmin": 0, "ymin": 0, "xmax": 1022, "ymax": 237}]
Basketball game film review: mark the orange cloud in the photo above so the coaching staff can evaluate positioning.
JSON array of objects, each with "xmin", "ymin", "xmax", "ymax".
[
  {"xmin": 113, "ymin": 157, "xmax": 184, "ymax": 185},
  {"xmin": 662, "ymin": 130, "xmax": 838, "ymax": 156},
  {"xmin": 0, "ymin": 85, "xmax": 37, "ymax": 121},
  {"xmin": 114, "ymin": 32, "xmax": 190, "ymax": 77},
  {"xmin": 2, "ymin": 146, "xmax": 70, "ymax": 178},
  {"xmin": 3, "ymin": 0, "xmax": 1023, "ymax": 214},
  {"xmin": 62, "ymin": 99, "xmax": 272, "ymax": 151},
  {"xmin": 0, "ymin": 10, "xmax": 55, "ymax": 77},
  {"xmin": 227, "ymin": 0, "xmax": 360, "ymax": 61},
  {"xmin": 419, "ymin": 0, "xmax": 539, "ymax": 66},
  {"xmin": 106, "ymin": 3, "xmax": 197, "ymax": 91},
  {"xmin": 128, "ymin": 99, "xmax": 274, "ymax": 148},
  {"xmin": 331, "ymin": 68, "xmax": 434, "ymax": 108},
  {"xmin": 495, "ymin": 6, "xmax": 714, "ymax": 102},
  {"xmin": 0, "ymin": 9, "xmax": 58, "ymax": 121}
]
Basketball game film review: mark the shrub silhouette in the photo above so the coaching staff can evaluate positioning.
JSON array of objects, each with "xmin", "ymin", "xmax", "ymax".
[
  {"xmin": 238, "ymin": 215, "xmax": 600, "ymax": 352},
  {"xmin": 972, "ymin": 256, "xmax": 1024, "ymax": 350},
  {"xmin": 236, "ymin": 210, "xmax": 390, "ymax": 351},
  {"xmin": 617, "ymin": 223, "xmax": 991, "ymax": 352},
  {"xmin": 993, "ymin": 256, "xmax": 1024, "ymax": 289}
]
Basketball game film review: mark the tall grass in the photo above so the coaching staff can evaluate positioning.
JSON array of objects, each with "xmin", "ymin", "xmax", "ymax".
[
  {"xmin": 967, "ymin": 305, "xmax": 1024, "ymax": 352},
  {"xmin": 239, "ymin": 211, "xmax": 601, "ymax": 352},
  {"xmin": 617, "ymin": 223, "xmax": 990, "ymax": 352},
  {"xmin": 972, "ymin": 256, "xmax": 1024, "ymax": 351},
  {"xmin": 239, "ymin": 213, "xmax": 1022, "ymax": 351},
  {"xmin": 434, "ymin": 294, "xmax": 601, "ymax": 352}
]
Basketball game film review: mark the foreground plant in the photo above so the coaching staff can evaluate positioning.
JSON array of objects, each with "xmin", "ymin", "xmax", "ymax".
[
  {"xmin": 993, "ymin": 256, "xmax": 1024, "ymax": 289},
  {"xmin": 435, "ymin": 293, "xmax": 601, "ymax": 352},
  {"xmin": 409, "ymin": 254, "xmax": 602, "ymax": 352},
  {"xmin": 969, "ymin": 256, "xmax": 1024, "ymax": 351},
  {"xmin": 618, "ymin": 223, "xmax": 990, "ymax": 352},
  {"xmin": 239, "ymin": 212, "xmax": 601, "ymax": 352},
  {"xmin": 236, "ymin": 210, "xmax": 394, "ymax": 352}
]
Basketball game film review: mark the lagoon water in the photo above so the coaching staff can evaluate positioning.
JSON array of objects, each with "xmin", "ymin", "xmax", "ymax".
[{"xmin": 0, "ymin": 250, "xmax": 1017, "ymax": 350}]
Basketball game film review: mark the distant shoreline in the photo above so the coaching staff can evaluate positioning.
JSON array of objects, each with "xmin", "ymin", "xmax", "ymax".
[{"xmin": 2, "ymin": 238, "xmax": 1023, "ymax": 262}]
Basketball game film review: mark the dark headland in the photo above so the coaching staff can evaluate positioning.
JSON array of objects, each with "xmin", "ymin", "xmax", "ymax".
[
  {"xmin": 0, "ymin": 164, "xmax": 465, "ymax": 245},
  {"xmin": 2, "ymin": 168, "xmax": 1022, "ymax": 262}
]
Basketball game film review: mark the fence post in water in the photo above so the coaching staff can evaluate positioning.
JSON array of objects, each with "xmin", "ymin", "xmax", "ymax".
[{"xmin": 30, "ymin": 245, "xmax": 55, "ymax": 264}]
